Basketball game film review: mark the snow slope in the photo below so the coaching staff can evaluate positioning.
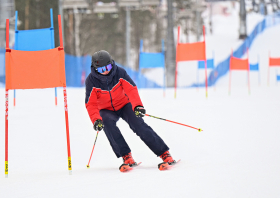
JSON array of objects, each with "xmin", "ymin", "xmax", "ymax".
[{"xmin": 1, "ymin": 85, "xmax": 280, "ymax": 197}]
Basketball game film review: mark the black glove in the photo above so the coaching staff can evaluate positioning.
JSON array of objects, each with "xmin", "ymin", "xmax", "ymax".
[
  {"xmin": 134, "ymin": 106, "xmax": 146, "ymax": 117},
  {"xmin": 94, "ymin": 119, "xmax": 104, "ymax": 131}
]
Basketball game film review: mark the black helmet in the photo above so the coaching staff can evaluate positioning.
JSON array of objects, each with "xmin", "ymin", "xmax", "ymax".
[{"xmin": 91, "ymin": 50, "xmax": 113, "ymax": 69}]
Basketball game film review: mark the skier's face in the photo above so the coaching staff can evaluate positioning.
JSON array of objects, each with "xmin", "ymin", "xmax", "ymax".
[{"xmin": 100, "ymin": 70, "xmax": 110, "ymax": 75}]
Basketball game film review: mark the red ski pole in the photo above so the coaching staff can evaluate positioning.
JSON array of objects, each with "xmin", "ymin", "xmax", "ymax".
[
  {"xmin": 87, "ymin": 131, "xmax": 99, "ymax": 168},
  {"xmin": 145, "ymin": 114, "xmax": 202, "ymax": 132}
]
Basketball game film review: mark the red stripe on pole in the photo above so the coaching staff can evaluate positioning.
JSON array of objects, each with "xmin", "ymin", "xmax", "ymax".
[
  {"xmin": 5, "ymin": 89, "xmax": 9, "ymax": 162},
  {"xmin": 63, "ymin": 87, "xmax": 71, "ymax": 158},
  {"xmin": 5, "ymin": 19, "xmax": 9, "ymax": 165}
]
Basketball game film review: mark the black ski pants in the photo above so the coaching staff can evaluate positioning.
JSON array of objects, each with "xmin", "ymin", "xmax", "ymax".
[{"xmin": 99, "ymin": 102, "xmax": 169, "ymax": 158}]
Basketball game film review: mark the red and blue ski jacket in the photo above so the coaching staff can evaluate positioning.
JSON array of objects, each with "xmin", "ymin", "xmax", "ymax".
[{"xmin": 85, "ymin": 62, "xmax": 143, "ymax": 124}]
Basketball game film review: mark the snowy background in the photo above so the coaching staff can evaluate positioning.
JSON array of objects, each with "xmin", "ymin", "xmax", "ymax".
[{"xmin": 1, "ymin": 3, "xmax": 280, "ymax": 198}]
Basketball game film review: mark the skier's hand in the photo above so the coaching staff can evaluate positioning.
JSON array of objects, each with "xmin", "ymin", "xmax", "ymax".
[
  {"xmin": 134, "ymin": 106, "xmax": 146, "ymax": 117},
  {"xmin": 94, "ymin": 119, "xmax": 104, "ymax": 131}
]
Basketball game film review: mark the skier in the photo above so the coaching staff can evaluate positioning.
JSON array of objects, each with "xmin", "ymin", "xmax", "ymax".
[{"xmin": 85, "ymin": 50, "xmax": 175, "ymax": 171}]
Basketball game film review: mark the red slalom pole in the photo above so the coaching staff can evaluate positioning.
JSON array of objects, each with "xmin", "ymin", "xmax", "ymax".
[
  {"xmin": 87, "ymin": 131, "xmax": 99, "ymax": 168},
  {"xmin": 145, "ymin": 114, "xmax": 202, "ymax": 132},
  {"xmin": 5, "ymin": 19, "xmax": 10, "ymax": 178}
]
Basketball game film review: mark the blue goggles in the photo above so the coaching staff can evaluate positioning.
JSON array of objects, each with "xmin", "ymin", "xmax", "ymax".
[{"xmin": 97, "ymin": 64, "xmax": 113, "ymax": 73}]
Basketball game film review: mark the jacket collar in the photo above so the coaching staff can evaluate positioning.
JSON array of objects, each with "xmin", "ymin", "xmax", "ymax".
[{"xmin": 91, "ymin": 60, "xmax": 117, "ymax": 83}]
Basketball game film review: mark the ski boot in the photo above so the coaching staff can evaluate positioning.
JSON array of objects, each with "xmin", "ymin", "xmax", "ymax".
[
  {"xmin": 158, "ymin": 151, "xmax": 176, "ymax": 171},
  {"xmin": 119, "ymin": 152, "xmax": 138, "ymax": 172}
]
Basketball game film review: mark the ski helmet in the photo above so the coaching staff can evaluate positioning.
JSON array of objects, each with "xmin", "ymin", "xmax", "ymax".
[{"xmin": 91, "ymin": 50, "xmax": 113, "ymax": 69}]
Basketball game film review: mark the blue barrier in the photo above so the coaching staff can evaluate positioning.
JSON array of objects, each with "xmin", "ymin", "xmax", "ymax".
[
  {"xmin": 119, "ymin": 62, "xmax": 162, "ymax": 89},
  {"xmin": 64, "ymin": 54, "xmax": 91, "ymax": 87}
]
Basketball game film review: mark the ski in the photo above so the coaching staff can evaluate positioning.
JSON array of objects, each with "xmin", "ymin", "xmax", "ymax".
[
  {"xmin": 119, "ymin": 162, "xmax": 142, "ymax": 172},
  {"xmin": 158, "ymin": 159, "xmax": 181, "ymax": 171}
]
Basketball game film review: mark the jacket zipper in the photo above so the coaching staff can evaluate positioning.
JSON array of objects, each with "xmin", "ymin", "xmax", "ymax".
[{"xmin": 107, "ymin": 78, "xmax": 115, "ymax": 111}]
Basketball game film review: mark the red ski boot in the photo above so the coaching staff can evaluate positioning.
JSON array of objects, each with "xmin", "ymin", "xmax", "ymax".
[
  {"xmin": 119, "ymin": 152, "xmax": 138, "ymax": 172},
  {"xmin": 158, "ymin": 151, "xmax": 176, "ymax": 171}
]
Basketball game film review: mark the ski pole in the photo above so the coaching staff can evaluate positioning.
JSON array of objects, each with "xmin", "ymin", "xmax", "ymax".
[
  {"xmin": 87, "ymin": 131, "xmax": 99, "ymax": 168},
  {"xmin": 145, "ymin": 114, "xmax": 202, "ymax": 132}
]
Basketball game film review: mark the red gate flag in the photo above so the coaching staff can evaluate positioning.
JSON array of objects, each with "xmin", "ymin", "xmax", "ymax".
[
  {"xmin": 230, "ymin": 56, "xmax": 249, "ymax": 70},
  {"xmin": 176, "ymin": 42, "xmax": 206, "ymax": 62},
  {"xmin": 175, "ymin": 26, "xmax": 207, "ymax": 99},
  {"xmin": 269, "ymin": 57, "xmax": 280, "ymax": 66},
  {"xmin": 5, "ymin": 47, "xmax": 66, "ymax": 90},
  {"xmin": 4, "ymin": 16, "xmax": 72, "ymax": 178},
  {"xmin": 267, "ymin": 53, "xmax": 280, "ymax": 85},
  {"xmin": 229, "ymin": 50, "xmax": 250, "ymax": 95}
]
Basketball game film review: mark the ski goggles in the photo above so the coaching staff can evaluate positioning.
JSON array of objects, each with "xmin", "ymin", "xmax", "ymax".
[{"xmin": 97, "ymin": 64, "xmax": 113, "ymax": 73}]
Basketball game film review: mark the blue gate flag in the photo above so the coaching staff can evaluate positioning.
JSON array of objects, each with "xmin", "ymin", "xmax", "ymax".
[
  {"xmin": 15, "ymin": 9, "xmax": 55, "ymax": 51},
  {"xmin": 139, "ymin": 39, "xmax": 165, "ymax": 69},
  {"xmin": 139, "ymin": 53, "xmax": 165, "ymax": 68},
  {"xmin": 249, "ymin": 63, "xmax": 259, "ymax": 71},
  {"xmin": 198, "ymin": 59, "xmax": 214, "ymax": 69},
  {"xmin": 277, "ymin": 75, "xmax": 280, "ymax": 81}
]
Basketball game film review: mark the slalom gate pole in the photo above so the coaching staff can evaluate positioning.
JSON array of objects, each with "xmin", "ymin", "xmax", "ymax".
[
  {"xmin": 5, "ymin": 19, "xmax": 10, "ymax": 178},
  {"xmin": 203, "ymin": 26, "xmax": 208, "ymax": 98},
  {"xmin": 55, "ymin": 87, "xmax": 57, "ymax": 106},
  {"xmin": 145, "ymin": 114, "xmax": 202, "ymax": 132},
  {"xmin": 59, "ymin": 15, "xmax": 72, "ymax": 175},
  {"xmin": 13, "ymin": 90, "xmax": 16, "ymax": 107},
  {"xmin": 87, "ymin": 131, "xmax": 99, "ymax": 168}
]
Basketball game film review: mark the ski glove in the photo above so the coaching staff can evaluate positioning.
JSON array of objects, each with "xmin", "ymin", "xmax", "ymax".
[
  {"xmin": 94, "ymin": 119, "xmax": 104, "ymax": 131},
  {"xmin": 134, "ymin": 106, "xmax": 146, "ymax": 117}
]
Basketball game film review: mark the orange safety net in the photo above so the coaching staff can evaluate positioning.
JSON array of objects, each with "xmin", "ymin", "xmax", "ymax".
[
  {"xmin": 230, "ymin": 56, "xmax": 249, "ymax": 70},
  {"xmin": 269, "ymin": 57, "xmax": 280, "ymax": 66},
  {"xmin": 176, "ymin": 42, "xmax": 206, "ymax": 62},
  {"xmin": 5, "ymin": 47, "xmax": 66, "ymax": 89}
]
